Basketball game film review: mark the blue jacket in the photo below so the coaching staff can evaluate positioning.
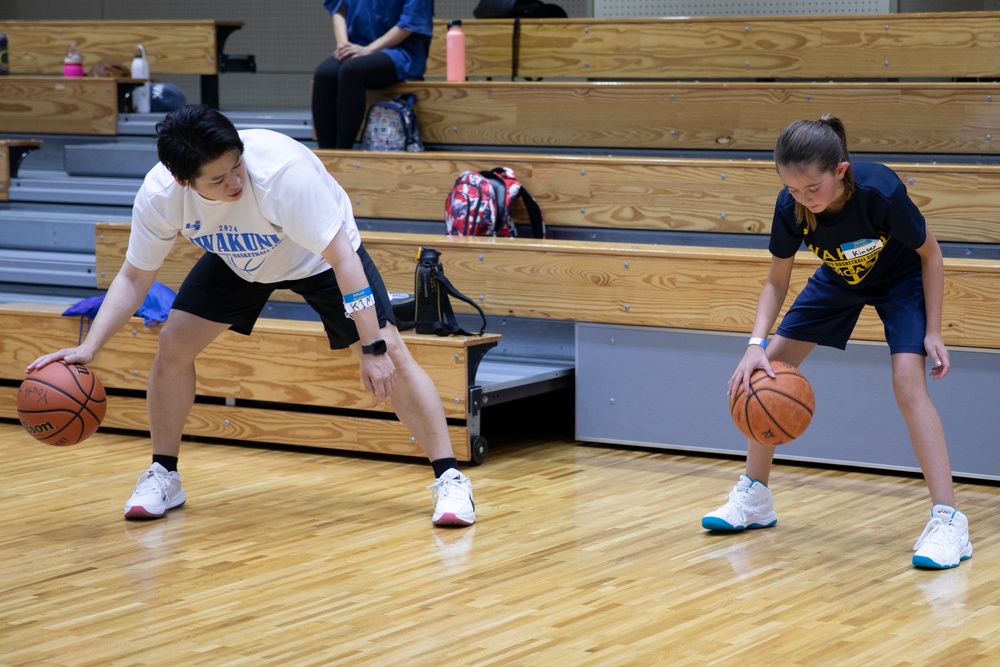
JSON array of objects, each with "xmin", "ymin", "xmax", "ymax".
[{"xmin": 323, "ymin": 0, "xmax": 433, "ymax": 80}]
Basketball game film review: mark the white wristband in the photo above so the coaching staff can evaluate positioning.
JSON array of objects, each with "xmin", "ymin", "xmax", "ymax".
[
  {"xmin": 748, "ymin": 337, "xmax": 767, "ymax": 349},
  {"xmin": 344, "ymin": 294, "xmax": 375, "ymax": 319}
]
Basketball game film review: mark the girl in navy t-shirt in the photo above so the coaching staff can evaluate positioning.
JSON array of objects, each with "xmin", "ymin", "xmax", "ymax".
[{"xmin": 702, "ymin": 115, "xmax": 972, "ymax": 570}]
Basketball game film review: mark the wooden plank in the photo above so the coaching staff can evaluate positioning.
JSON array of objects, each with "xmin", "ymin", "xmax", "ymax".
[
  {"xmin": 360, "ymin": 233, "xmax": 1000, "ymax": 350},
  {"xmin": 0, "ymin": 302, "xmax": 499, "ymax": 422},
  {"xmin": 379, "ymin": 81, "xmax": 1000, "ymax": 154},
  {"xmin": 95, "ymin": 224, "xmax": 1000, "ymax": 350},
  {"xmin": 317, "ymin": 150, "xmax": 1000, "ymax": 243},
  {"xmin": 0, "ymin": 388, "xmax": 470, "ymax": 460},
  {"xmin": 426, "ymin": 13, "xmax": 1000, "ymax": 80},
  {"xmin": 0, "ymin": 76, "xmax": 118, "ymax": 135},
  {"xmin": 0, "ymin": 20, "xmax": 242, "ymax": 75}
]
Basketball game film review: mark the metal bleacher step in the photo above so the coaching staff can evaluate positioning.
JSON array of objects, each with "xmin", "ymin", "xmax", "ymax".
[
  {"xmin": 0, "ymin": 248, "xmax": 96, "ymax": 289},
  {"xmin": 10, "ymin": 170, "xmax": 142, "ymax": 206},
  {"xmin": 117, "ymin": 110, "xmax": 317, "ymax": 142}
]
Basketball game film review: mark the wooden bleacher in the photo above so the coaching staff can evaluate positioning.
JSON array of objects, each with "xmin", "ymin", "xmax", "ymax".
[
  {"xmin": 374, "ymin": 80, "xmax": 1000, "ymax": 154},
  {"xmin": 424, "ymin": 13, "xmax": 1000, "ymax": 81},
  {"xmin": 0, "ymin": 19, "xmax": 250, "ymax": 108},
  {"xmin": 0, "ymin": 76, "xmax": 123, "ymax": 136},
  {"xmin": 0, "ymin": 301, "xmax": 500, "ymax": 464},
  {"xmin": 317, "ymin": 150, "xmax": 1000, "ymax": 243},
  {"xmin": 7, "ymin": 10, "xmax": 1000, "ymax": 470},
  {"xmin": 92, "ymin": 223, "xmax": 1000, "ymax": 352}
]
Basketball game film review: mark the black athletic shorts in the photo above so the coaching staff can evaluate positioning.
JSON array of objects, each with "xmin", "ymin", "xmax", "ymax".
[{"xmin": 171, "ymin": 244, "xmax": 396, "ymax": 349}]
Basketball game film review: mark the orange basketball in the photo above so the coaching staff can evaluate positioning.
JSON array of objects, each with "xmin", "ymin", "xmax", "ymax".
[
  {"xmin": 17, "ymin": 362, "xmax": 107, "ymax": 446},
  {"xmin": 730, "ymin": 361, "xmax": 815, "ymax": 446}
]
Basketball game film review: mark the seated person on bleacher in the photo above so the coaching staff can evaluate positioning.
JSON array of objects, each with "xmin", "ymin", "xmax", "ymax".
[
  {"xmin": 26, "ymin": 104, "xmax": 476, "ymax": 528},
  {"xmin": 311, "ymin": 0, "xmax": 432, "ymax": 149}
]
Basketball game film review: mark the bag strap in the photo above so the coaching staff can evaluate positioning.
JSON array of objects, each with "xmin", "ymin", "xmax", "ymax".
[
  {"xmin": 478, "ymin": 169, "xmax": 510, "ymax": 229},
  {"xmin": 434, "ymin": 272, "xmax": 487, "ymax": 336},
  {"xmin": 511, "ymin": 17, "xmax": 521, "ymax": 80},
  {"xmin": 514, "ymin": 183, "xmax": 546, "ymax": 238},
  {"xmin": 485, "ymin": 167, "xmax": 545, "ymax": 238},
  {"xmin": 393, "ymin": 93, "xmax": 418, "ymax": 108}
]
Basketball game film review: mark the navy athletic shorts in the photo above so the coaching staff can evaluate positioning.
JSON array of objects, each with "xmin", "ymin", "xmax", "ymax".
[
  {"xmin": 776, "ymin": 268, "xmax": 927, "ymax": 355},
  {"xmin": 171, "ymin": 244, "xmax": 396, "ymax": 349}
]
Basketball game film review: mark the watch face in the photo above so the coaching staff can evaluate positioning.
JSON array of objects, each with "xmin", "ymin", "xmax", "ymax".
[{"xmin": 364, "ymin": 340, "xmax": 387, "ymax": 355}]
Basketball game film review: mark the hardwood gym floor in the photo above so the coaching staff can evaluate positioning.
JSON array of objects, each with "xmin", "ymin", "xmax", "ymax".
[{"xmin": 3, "ymin": 410, "xmax": 999, "ymax": 666}]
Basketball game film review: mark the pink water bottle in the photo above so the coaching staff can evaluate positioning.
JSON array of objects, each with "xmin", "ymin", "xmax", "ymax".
[
  {"xmin": 63, "ymin": 41, "xmax": 84, "ymax": 77},
  {"xmin": 446, "ymin": 20, "xmax": 465, "ymax": 82}
]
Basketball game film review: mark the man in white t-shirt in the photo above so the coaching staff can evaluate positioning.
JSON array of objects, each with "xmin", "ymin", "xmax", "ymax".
[{"xmin": 27, "ymin": 105, "xmax": 475, "ymax": 527}]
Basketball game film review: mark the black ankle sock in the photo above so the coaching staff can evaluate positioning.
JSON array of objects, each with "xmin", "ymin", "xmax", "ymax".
[
  {"xmin": 152, "ymin": 455, "xmax": 178, "ymax": 473},
  {"xmin": 431, "ymin": 457, "xmax": 459, "ymax": 478}
]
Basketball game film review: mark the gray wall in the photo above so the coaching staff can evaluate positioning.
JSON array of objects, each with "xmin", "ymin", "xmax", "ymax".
[{"xmin": 0, "ymin": 0, "xmax": 989, "ymax": 110}]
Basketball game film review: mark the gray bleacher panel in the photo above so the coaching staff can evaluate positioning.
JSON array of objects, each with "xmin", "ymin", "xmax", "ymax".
[
  {"xmin": 117, "ymin": 110, "xmax": 317, "ymax": 143},
  {"xmin": 0, "ymin": 249, "xmax": 96, "ymax": 288},
  {"xmin": 64, "ymin": 140, "xmax": 159, "ymax": 178},
  {"xmin": 9, "ymin": 172, "xmax": 142, "ymax": 207},
  {"xmin": 0, "ymin": 203, "xmax": 131, "ymax": 253}
]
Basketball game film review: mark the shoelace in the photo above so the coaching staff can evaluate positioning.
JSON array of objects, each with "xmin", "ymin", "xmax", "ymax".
[
  {"xmin": 427, "ymin": 474, "xmax": 462, "ymax": 503},
  {"xmin": 913, "ymin": 517, "xmax": 949, "ymax": 551},
  {"xmin": 134, "ymin": 468, "xmax": 171, "ymax": 498},
  {"xmin": 728, "ymin": 486, "xmax": 755, "ymax": 521}
]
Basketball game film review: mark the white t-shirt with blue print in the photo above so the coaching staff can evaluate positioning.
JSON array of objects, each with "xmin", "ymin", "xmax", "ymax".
[{"xmin": 128, "ymin": 129, "xmax": 361, "ymax": 284}]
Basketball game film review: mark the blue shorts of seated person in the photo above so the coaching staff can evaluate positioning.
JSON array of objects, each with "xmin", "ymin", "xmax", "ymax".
[
  {"xmin": 171, "ymin": 244, "xmax": 395, "ymax": 349},
  {"xmin": 776, "ymin": 268, "xmax": 927, "ymax": 356}
]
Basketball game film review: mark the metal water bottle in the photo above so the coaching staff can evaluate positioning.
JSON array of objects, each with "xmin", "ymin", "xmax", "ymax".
[
  {"xmin": 130, "ymin": 44, "xmax": 151, "ymax": 113},
  {"xmin": 446, "ymin": 20, "xmax": 466, "ymax": 82}
]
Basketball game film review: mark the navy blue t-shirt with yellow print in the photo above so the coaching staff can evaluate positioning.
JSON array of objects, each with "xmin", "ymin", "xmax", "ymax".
[{"xmin": 769, "ymin": 162, "xmax": 926, "ymax": 290}]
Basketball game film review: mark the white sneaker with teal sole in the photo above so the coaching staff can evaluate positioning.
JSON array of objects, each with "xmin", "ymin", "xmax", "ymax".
[
  {"xmin": 428, "ymin": 468, "xmax": 475, "ymax": 526},
  {"xmin": 702, "ymin": 474, "xmax": 778, "ymax": 531},
  {"xmin": 912, "ymin": 505, "xmax": 972, "ymax": 569}
]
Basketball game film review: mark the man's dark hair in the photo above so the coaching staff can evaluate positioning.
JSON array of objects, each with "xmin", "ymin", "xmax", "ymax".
[{"xmin": 155, "ymin": 104, "xmax": 244, "ymax": 184}]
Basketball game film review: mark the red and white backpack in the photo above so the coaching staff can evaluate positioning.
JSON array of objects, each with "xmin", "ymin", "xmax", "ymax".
[{"xmin": 444, "ymin": 167, "xmax": 545, "ymax": 238}]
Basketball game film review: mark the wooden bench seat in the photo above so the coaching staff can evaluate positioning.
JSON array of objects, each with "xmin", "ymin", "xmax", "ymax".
[
  {"xmin": 316, "ymin": 150, "xmax": 1000, "ymax": 243},
  {"xmin": 0, "ymin": 19, "xmax": 249, "ymax": 108},
  {"xmin": 425, "ymin": 12, "xmax": 1000, "ymax": 81},
  {"xmin": 376, "ymin": 80, "xmax": 1000, "ymax": 154},
  {"xmin": 0, "ymin": 139, "xmax": 43, "ymax": 201},
  {"xmin": 94, "ymin": 224, "xmax": 1000, "ymax": 351},
  {"xmin": 0, "ymin": 302, "xmax": 500, "ymax": 463},
  {"xmin": 0, "ymin": 76, "xmax": 121, "ymax": 135}
]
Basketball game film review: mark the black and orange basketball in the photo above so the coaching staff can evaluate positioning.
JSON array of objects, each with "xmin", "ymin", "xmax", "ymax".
[
  {"xmin": 17, "ymin": 362, "xmax": 107, "ymax": 446},
  {"xmin": 730, "ymin": 361, "xmax": 815, "ymax": 446}
]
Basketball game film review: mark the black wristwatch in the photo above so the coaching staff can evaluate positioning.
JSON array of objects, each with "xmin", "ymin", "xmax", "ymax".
[{"xmin": 361, "ymin": 339, "xmax": 387, "ymax": 356}]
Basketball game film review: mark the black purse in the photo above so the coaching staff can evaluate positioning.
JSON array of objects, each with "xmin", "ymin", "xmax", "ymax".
[{"xmin": 411, "ymin": 247, "xmax": 487, "ymax": 337}]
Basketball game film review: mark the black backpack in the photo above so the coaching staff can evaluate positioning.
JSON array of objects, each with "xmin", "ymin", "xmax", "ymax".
[
  {"xmin": 410, "ymin": 247, "xmax": 487, "ymax": 336},
  {"xmin": 473, "ymin": 0, "xmax": 567, "ymax": 18}
]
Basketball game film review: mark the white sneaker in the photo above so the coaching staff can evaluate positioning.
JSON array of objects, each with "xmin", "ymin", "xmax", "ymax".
[
  {"xmin": 124, "ymin": 463, "xmax": 186, "ymax": 520},
  {"xmin": 702, "ymin": 474, "xmax": 778, "ymax": 531},
  {"xmin": 912, "ymin": 505, "xmax": 973, "ymax": 569},
  {"xmin": 427, "ymin": 468, "xmax": 475, "ymax": 526}
]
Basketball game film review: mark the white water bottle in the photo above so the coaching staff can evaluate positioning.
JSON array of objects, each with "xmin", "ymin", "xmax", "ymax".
[{"xmin": 130, "ymin": 44, "xmax": 151, "ymax": 113}]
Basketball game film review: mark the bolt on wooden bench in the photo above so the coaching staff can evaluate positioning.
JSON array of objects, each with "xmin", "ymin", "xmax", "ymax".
[
  {"xmin": 0, "ymin": 302, "xmax": 500, "ymax": 464},
  {"xmin": 0, "ymin": 19, "xmax": 253, "ymax": 108}
]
